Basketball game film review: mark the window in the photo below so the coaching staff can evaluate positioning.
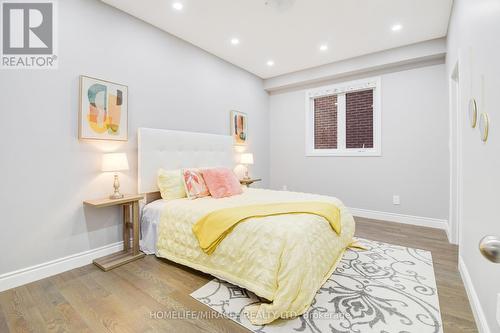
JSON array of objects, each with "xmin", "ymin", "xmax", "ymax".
[
  {"xmin": 306, "ymin": 77, "xmax": 381, "ymax": 156},
  {"xmin": 314, "ymin": 95, "xmax": 338, "ymax": 149}
]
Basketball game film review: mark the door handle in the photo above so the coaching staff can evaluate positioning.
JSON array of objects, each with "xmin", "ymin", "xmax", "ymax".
[{"xmin": 479, "ymin": 236, "xmax": 500, "ymax": 263}]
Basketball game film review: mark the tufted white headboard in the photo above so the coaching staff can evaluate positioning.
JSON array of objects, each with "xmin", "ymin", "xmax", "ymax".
[{"xmin": 138, "ymin": 128, "xmax": 235, "ymax": 195}]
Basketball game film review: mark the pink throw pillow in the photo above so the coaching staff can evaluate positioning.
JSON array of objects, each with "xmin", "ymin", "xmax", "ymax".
[
  {"xmin": 182, "ymin": 168, "xmax": 210, "ymax": 199},
  {"xmin": 201, "ymin": 168, "xmax": 243, "ymax": 198}
]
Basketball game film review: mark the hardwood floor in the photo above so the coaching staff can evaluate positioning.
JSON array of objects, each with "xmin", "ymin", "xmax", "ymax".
[{"xmin": 0, "ymin": 217, "xmax": 477, "ymax": 332}]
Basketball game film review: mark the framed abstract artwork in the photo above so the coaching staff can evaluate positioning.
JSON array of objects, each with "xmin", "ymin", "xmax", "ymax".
[
  {"xmin": 79, "ymin": 75, "xmax": 128, "ymax": 141},
  {"xmin": 230, "ymin": 110, "xmax": 247, "ymax": 145}
]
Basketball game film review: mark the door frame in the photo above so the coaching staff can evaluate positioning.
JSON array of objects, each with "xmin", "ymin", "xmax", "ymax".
[{"xmin": 448, "ymin": 60, "xmax": 462, "ymax": 245}]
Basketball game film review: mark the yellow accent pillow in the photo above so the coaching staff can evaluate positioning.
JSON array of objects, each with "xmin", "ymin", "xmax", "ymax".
[{"xmin": 157, "ymin": 168, "xmax": 187, "ymax": 200}]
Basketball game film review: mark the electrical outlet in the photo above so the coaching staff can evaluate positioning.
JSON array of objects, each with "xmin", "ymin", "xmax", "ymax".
[
  {"xmin": 393, "ymin": 195, "xmax": 400, "ymax": 205},
  {"xmin": 282, "ymin": 185, "xmax": 288, "ymax": 191},
  {"xmin": 497, "ymin": 293, "xmax": 500, "ymax": 327}
]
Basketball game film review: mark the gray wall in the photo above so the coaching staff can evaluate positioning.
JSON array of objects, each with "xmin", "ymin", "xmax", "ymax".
[
  {"xmin": 0, "ymin": 0, "xmax": 269, "ymax": 275},
  {"xmin": 269, "ymin": 64, "xmax": 449, "ymax": 219},
  {"xmin": 447, "ymin": 0, "xmax": 500, "ymax": 331}
]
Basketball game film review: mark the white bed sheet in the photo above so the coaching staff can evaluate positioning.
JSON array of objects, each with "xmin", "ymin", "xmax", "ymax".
[{"xmin": 140, "ymin": 199, "xmax": 169, "ymax": 254}]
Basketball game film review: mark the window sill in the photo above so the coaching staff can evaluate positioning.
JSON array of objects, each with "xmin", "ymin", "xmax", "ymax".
[{"xmin": 305, "ymin": 149, "xmax": 381, "ymax": 157}]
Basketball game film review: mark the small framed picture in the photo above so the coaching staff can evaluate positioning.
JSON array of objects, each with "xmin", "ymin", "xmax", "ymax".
[
  {"xmin": 230, "ymin": 110, "xmax": 247, "ymax": 145},
  {"xmin": 468, "ymin": 98, "xmax": 478, "ymax": 128},
  {"xmin": 479, "ymin": 113, "xmax": 489, "ymax": 142},
  {"xmin": 79, "ymin": 75, "xmax": 128, "ymax": 141}
]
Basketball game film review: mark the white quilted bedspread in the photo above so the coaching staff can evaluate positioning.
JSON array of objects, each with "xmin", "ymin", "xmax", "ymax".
[{"xmin": 156, "ymin": 188, "xmax": 355, "ymax": 325}]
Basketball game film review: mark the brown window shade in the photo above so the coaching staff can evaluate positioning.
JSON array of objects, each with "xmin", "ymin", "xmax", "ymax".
[
  {"xmin": 313, "ymin": 95, "xmax": 337, "ymax": 149},
  {"xmin": 346, "ymin": 90, "xmax": 374, "ymax": 149}
]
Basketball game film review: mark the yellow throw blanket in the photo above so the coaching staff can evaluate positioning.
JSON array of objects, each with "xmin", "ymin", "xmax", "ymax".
[{"xmin": 192, "ymin": 202, "xmax": 341, "ymax": 254}]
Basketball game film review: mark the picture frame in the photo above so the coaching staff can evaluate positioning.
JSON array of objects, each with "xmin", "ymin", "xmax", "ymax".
[
  {"xmin": 479, "ymin": 113, "xmax": 489, "ymax": 142},
  {"xmin": 230, "ymin": 110, "xmax": 248, "ymax": 145},
  {"xmin": 468, "ymin": 98, "xmax": 478, "ymax": 128},
  {"xmin": 79, "ymin": 75, "xmax": 128, "ymax": 141}
]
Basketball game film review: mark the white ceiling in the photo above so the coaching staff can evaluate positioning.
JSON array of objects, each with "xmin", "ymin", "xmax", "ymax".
[{"xmin": 101, "ymin": 0, "xmax": 453, "ymax": 79}]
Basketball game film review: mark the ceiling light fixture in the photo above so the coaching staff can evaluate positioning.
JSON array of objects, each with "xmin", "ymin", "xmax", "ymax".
[
  {"xmin": 172, "ymin": 2, "xmax": 183, "ymax": 11},
  {"xmin": 267, "ymin": 60, "xmax": 275, "ymax": 67},
  {"xmin": 391, "ymin": 24, "xmax": 403, "ymax": 32},
  {"xmin": 319, "ymin": 44, "xmax": 328, "ymax": 51},
  {"xmin": 230, "ymin": 38, "xmax": 240, "ymax": 45}
]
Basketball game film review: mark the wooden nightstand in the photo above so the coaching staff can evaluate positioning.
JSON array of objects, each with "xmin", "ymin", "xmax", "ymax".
[
  {"xmin": 83, "ymin": 194, "xmax": 145, "ymax": 271},
  {"xmin": 240, "ymin": 178, "xmax": 262, "ymax": 187}
]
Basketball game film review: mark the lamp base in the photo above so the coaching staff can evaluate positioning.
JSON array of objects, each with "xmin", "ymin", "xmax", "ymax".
[
  {"xmin": 243, "ymin": 167, "xmax": 251, "ymax": 180},
  {"xmin": 109, "ymin": 174, "xmax": 124, "ymax": 200},
  {"xmin": 109, "ymin": 193, "xmax": 124, "ymax": 200}
]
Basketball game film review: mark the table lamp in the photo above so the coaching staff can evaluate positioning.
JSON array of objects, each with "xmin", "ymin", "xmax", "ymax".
[
  {"xmin": 240, "ymin": 153, "xmax": 254, "ymax": 180},
  {"xmin": 102, "ymin": 153, "xmax": 129, "ymax": 199}
]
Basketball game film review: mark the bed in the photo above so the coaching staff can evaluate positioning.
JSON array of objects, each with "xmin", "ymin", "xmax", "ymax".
[{"xmin": 138, "ymin": 128, "xmax": 355, "ymax": 325}]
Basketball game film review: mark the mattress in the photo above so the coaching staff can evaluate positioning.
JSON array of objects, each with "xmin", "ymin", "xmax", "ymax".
[{"xmin": 139, "ymin": 199, "xmax": 169, "ymax": 255}]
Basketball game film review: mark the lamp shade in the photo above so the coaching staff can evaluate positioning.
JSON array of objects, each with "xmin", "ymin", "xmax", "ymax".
[
  {"xmin": 102, "ymin": 153, "xmax": 129, "ymax": 172},
  {"xmin": 240, "ymin": 153, "xmax": 254, "ymax": 165}
]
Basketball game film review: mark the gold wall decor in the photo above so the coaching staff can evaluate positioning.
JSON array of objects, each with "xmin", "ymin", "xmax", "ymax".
[
  {"xmin": 478, "ymin": 113, "xmax": 489, "ymax": 142},
  {"xmin": 468, "ymin": 98, "xmax": 478, "ymax": 128}
]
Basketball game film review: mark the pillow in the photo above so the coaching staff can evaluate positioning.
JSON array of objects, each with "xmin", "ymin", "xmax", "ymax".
[
  {"xmin": 157, "ymin": 168, "xmax": 186, "ymax": 200},
  {"xmin": 201, "ymin": 167, "xmax": 243, "ymax": 199},
  {"xmin": 182, "ymin": 168, "xmax": 210, "ymax": 199}
]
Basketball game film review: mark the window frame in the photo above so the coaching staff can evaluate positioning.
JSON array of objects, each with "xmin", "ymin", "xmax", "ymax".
[{"xmin": 305, "ymin": 77, "xmax": 382, "ymax": 157}]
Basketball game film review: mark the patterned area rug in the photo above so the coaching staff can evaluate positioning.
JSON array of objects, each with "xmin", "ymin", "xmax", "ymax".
[{"xmin": 190, "ymin": 238, "xmax": 443, "ymax": 333}]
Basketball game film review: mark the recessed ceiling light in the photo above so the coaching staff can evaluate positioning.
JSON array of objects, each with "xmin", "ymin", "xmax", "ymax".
[
  {"xmin": 230, "ymin": 38, "xmax": 240, "ymax": 45},
  {"xmin": 267, "ymin": 60, "xmax": 275, "ymax": 67},
  {"xmin": 391, "ymin": 24, "xmax": 403, "ymax": 32},
  {"xmin": 172, "ymin": 2, "xmax": 183, "ymax": 10},
  {"xmin": 319, "ymin": 44, "xmax": 328, "ymax": 51}
]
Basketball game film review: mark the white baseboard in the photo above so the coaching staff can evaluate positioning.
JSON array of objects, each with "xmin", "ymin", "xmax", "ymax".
[
  {"xmin": 458, "ymin": 256, "xmax": 490, "ymax": 333},
  {"xmin": 0, "ymin": 241, "xmax": 123, "ymax": 292},
  {"xmin": 348, "ymin": 207, "xmax": 448, "ymax": 230},
  {"xmin": 444, "ymin": 224, "xmax": 456, "ymax": 244},
  {"xmin": 445, "ymin": 224, "xmax": 450, "ymax": 241}
]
